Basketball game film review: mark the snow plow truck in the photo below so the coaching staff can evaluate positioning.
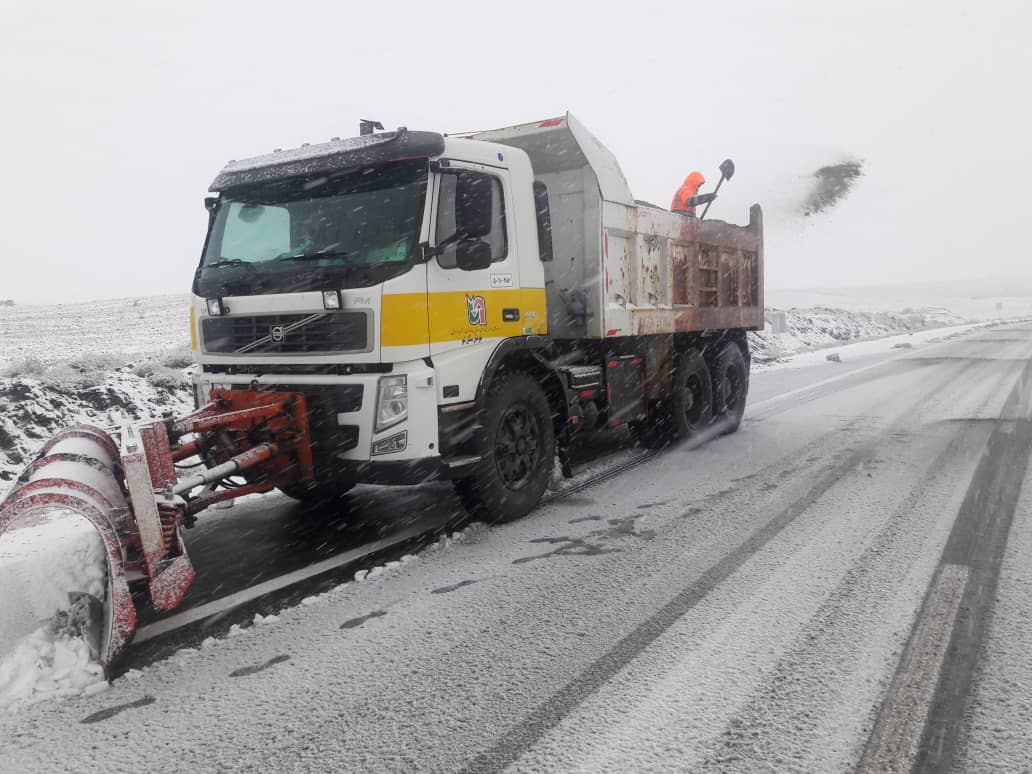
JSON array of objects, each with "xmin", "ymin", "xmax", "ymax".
[{"xmin": 0, "ymin": 114, "xmax": 763, "ymax": 667}]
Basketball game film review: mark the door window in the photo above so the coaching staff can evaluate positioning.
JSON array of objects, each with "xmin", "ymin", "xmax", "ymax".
[{"xmin": 435, "ymin": 169, "xmax": 508, "ymax": 269}]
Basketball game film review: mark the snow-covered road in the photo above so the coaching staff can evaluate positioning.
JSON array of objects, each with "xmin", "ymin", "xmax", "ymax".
[{"xmin": 3, "ymin": 323, "xmax": 1032, "ymax": 772}]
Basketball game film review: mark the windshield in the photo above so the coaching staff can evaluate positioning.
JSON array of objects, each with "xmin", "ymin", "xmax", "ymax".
[{"xmin": 195, "ymin": 159, "xmax": 427, "ymax": 295}]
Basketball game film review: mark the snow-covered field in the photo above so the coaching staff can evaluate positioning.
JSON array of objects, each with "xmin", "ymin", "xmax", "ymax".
[
  {"xmin": 751, "ymin": 306, "xmax": 965, "ymax": 365},
  {"xmin": 0, "ymin": 295, "xmax": 191, "ymax": 371},
  {"xmin": 767, "ymin": 277, "xmax": 1032, "ymax": 322}
]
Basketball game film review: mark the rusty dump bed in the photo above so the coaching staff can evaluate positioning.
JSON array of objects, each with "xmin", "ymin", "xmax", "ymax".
[
  {"xmin": 602, "ymin": 202, "xmax": 763, "ymax": 337},
  {"xmin": 472, "ymin": 113, "xmax": 763, "ymax": 340}
]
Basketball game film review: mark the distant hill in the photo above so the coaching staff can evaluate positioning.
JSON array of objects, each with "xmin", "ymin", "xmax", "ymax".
[{"xmin": 767, "ymin": 277, "xmax": 1032, "ymax": 320}]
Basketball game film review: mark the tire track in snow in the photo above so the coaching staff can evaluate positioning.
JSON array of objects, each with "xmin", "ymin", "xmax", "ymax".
[
  {"xmin": 747, "ymin": 356, "xmax": 933, "ymax": 422},
  {"xmin": 697, "ymin": 416, "xmax": 993, "ymax": 771},
  {"xmin": 460, "ymin": 358, "xmax": 983, "ymax": 774},
  {"xmin": 229, "ymin": 654, "xmax": 290, "ymax": 678},
  {"xmin": 860, "ymin": 355, "xmax": 1032, "ymax": 774},
  {"xmin": 339, "ymin": 610, "xmax": 387, "ymax": 630},
  {"xmin": 431, "ymin": 579, "xmax": 481, "ymax": 595},
  {"xmin": 692, "ymin": 349, "xmax": 1020, "ymax": 772},
  {"xmin": 503, "ymin": 354, "xmax": 1003, "ymax": 774},
  {"xmin": 80, "ymin": 695, "xmax": 156, "ymax": 724}
]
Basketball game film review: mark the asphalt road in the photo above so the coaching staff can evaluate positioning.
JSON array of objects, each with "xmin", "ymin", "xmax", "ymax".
[{"xmin": 4, "ymin": 323, "xmax": 1032, "ymax": 773}]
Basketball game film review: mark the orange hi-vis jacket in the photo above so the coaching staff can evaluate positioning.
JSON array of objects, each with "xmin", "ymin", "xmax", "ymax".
[{"xmin": 670, "ymin": 171, "xmax": 706, "ymax": 216}]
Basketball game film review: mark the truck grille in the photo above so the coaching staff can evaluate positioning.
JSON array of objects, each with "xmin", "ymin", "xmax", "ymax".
[{"xmin": 202, "ymin": 312, "xmax": 370, "ymax": 355}]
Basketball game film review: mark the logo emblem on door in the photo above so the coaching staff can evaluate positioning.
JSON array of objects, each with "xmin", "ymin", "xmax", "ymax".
[
  {"xmin": 466, "ymin": 295, "xmax": 487, "ymax": 326},
  {"xmin": 270, "ymin": 326, "xmax": 285, "ymax": 342}
]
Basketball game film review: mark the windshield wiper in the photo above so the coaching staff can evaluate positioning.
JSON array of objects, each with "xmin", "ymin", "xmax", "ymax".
[
  {"xmin": 277, "ymin": 250, "xmax": 349, "ymax": 262},
  {"xmin": 206, "ymin": 258, "xmax": 257, "ymax": 272},
  {"xmin": 201, "ymin": 258, "xmax": 266, "ymax": 291}
]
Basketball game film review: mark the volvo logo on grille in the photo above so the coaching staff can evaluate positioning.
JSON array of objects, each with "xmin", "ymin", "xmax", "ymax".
[{"xmin": 270, "ymin": 326, "xmax": 285, "ymax": 342}]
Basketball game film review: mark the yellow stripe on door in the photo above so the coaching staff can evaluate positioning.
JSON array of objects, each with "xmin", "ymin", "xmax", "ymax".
[
  {"xmin": 189, "ymin": 305, "xmax": 199, "ymax": 351},
  {"xmin": 381, "ymin": 289, "xmax": 547, "ymax": 347}
]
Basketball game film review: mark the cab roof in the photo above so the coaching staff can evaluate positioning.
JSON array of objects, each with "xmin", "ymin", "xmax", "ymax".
[{"xmin": 209, "ymin": 129, "xmax": 445, "ymax": 192}]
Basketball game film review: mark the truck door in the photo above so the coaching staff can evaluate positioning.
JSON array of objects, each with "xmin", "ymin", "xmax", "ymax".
[{"xmin": 426, "ymin": 162, "xmax": 523, "ymax": 356}]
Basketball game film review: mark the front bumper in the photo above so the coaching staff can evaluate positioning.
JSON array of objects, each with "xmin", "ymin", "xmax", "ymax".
[
  {"xmin": 332, "ymin": 457, "xmax": 446, "ymax": 485},
  {"xmin": 192, "ymin": 359, "xmax": 441, "ymax": 483}
]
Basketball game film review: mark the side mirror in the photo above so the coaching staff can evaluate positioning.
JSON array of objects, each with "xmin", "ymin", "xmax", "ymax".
[
  {"xmin": 204, "ymin": 196, "xmax": 219, "ymax": 212},
  {"xmin": 455, "ymin": 172, "xmax": 493, "ymax": 239},
  {"xmin": 719, "ymin": 159, "xmax": 736, "ymax": 181},
  {"xmin": 455, "ymin": 238, "xmax": 492, "ymax": 271}
]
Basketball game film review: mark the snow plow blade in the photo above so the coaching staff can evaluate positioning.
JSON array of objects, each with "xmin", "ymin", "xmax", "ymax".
[{"xmin": 0, "ymin": 389, "xmax": 314, "ymax": 668}]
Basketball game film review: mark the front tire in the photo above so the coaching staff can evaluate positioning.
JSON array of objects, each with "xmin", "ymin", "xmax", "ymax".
[{"xmin": 453, "ymin": 372, "xmax": 554, "ymax": 523}]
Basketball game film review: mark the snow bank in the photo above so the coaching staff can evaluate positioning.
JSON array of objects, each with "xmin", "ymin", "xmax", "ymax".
[
  {"xmin": 749, "ymin": 306, "xmax": 966, "ymax": 366},
  {"xmin": 0, "ymin": 354, "xmax": 194, "ymax": 491},
  {"xmin": 0, "ymin": 293, "xmax": 194, "ymax": 491},
  {"xmin": 0, "ymin": 512, "xmax": 109, "ymax": 709}
]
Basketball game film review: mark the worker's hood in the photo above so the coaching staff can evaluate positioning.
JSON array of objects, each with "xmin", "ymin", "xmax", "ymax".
[{"xmin": 684, "ymin": 171, "xmax": 706, "ymax": 188}]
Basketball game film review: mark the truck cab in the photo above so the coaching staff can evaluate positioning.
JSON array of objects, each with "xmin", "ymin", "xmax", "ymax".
[{"xmin": 191, "ymin": 128, "xmax": 549, "ymax": 494}]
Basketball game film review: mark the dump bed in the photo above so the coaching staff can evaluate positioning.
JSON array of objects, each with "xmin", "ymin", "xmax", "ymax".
[{"xmin": 472, "ymin": 113, "xmax": 763, "ymax": 340}]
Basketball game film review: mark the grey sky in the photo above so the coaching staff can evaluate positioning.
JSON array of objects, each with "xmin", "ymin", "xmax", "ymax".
[{"xmin": 1, "ymin": 0, "xmax": 1029, "ymax": 303}]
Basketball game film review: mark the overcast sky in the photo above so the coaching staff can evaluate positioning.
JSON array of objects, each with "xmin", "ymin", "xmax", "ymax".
[{"xmin": 1, "ymin": 0, "xmax": 1029, "ymax": 303}]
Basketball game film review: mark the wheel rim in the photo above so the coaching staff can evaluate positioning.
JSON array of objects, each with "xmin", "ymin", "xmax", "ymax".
[
  {"xmin": 722, "ymin": 364, "xmax": 743, "ymax": 411},
  {"xmin": 494, "ymin": 403, "xmax": 541, "ymax": 491},
  {"xmin": 683, "ymin": 373, "xmax": 706, "ymax": 426}
]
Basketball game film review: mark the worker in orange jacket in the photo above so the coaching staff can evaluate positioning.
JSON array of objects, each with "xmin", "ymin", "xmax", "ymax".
[{"xmin": 671, "ymin": 171, "xmax": 706, "ymax": 216}]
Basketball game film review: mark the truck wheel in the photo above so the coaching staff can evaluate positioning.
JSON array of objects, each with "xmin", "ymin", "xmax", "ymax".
[
  {"xmin": 669, "ymin": 350, "xmax": 714, "ymax": 439},
  {"xmin": 453, "ymin": 372, "xmax": 554, "ymax": 523},
  {"xmin": 711, "ymin": 342, "xmax": 748, "ymax": 434},
  {"xmin": 632, "ymin": 350, "xmax": 713, "ymax": 447}
]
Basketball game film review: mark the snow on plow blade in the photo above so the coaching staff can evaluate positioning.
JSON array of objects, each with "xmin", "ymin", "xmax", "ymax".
[
  {"xmin": 0, "ymin": 425, "xmax": 139, "ymax": 666},
  {"xmin": 0, "ymin": 389, "xmax": 313, "ymax": 668}
]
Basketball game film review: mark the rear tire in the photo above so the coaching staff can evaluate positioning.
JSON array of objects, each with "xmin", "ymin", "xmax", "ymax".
[
  {"xmin": 711, "ymin": 342, "xmax": 748, "ymax": 434},
  {"xmin": 632, "ymin": 349, "xmax": 713, "ymax": 447},
  {"xmin": 669, "ymin": 349, "xmax": 714, "ymax": 439},
  {"xmin": 453, "ymin": 372, "xmax": 554, "ymax": 523}
]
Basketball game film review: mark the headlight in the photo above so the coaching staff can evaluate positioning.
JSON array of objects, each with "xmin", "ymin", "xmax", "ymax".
[
  {"xmin": 375, "ymin": 375, "xmax": 408, "ymax": 432},
  {"xmin": 206, "ymin": 297, "xmax": 224, "ymax": 316}
]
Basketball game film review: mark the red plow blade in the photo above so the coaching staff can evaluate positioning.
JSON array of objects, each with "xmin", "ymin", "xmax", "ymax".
[
  {"xmin": 0, "ymin": 389, "xmax": 312, "ymax": 668},
  {"xmin": 0, "ymin": 425, "xmax": 140, "ymax": 666}
]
